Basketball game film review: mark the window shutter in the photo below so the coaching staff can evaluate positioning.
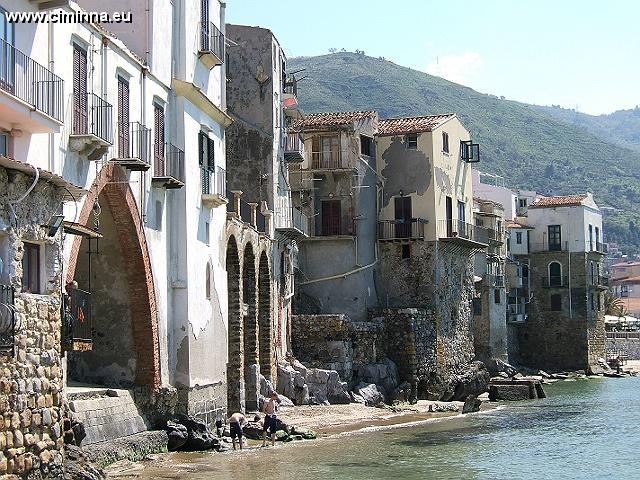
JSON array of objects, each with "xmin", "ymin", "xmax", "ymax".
[
  {"xmin": 117, "ymin": 77, "xmax": 130, "ymax": 157},
  {"xmin": 73, "ymin": 45, "xmax": 88, "ymax": 134},
  {"xmin": 207, "ymin": 138, "xmax": 215, "ymax": 171},
  {"xmin": 198, "ymin": 131, "xmax": 205, "ymax": 166},
  {"xmin": 153, "ymin": 104, "xmax": 165, "ymax": 172}
]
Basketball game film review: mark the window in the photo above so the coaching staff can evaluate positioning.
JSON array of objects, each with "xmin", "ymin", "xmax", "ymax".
[
  {"xmin": 401, "ymin": 243, "xmax": 411, "ymax": 259},
  {"xmin": 518, "ymin": 198, "xmax": 527, "ymax": 208},
  {"xmin": 117, "ymin": 76, "xmax": 130, "ymax": 158},
  {"xmin": 312, "ymin": 135, "xmax": 340, "ymax": 168},
  {"xmin": 0, "ymin": 131, "xmax": 8, "ymax": 157},
  {"xmin": 394, "ymin": 196, "xmax": 412, "ymax": 238},
  {"xmin": 549, "ymin": 261, "xmax": 562, "ymax": 287},
  {"xmin": 588, "ymin": 224, "xmax": 593, "ymax": 251},
  {"xmin": 516, "ymin": 232, "xmax": 522, "ymax": 245},
  {"xmin": 199, "ymin": 131, "xmax": 215, "ymax": 194},
  {"xmin": 589, "ymin": 292, "xmax": 595, "ymax": 311},
  {"xmin": 590, "ymin": 262, "xmax": 595, "ymax": 284},
  {"xmin": 0, "ymin": 7, "xmax": 14, "ymax": 88},
  {"xmin": 595, "ymin": 226, "xmax": 600, "ymax": 247},
  {"xmin": 550, "ymin": 294, "xmax": 562, "ymax": 311},
  {"xmin": 442, "ymin": 131, "xmax": 449, "ymax": 153},
  {"xmin": 548, "ymin": 225, "xmax": 562, "ymax": 251},
  {"xmin": 494, "ymin": 289, "xmax": 501, "ymax": 304},
  {"xmin": 360, "ymin": 135, "xmax": 372, "ymax": 156},
  {"xmin": 153, "ymin": 103, "xmax": 165, "ymax": 170},
  {"xmin": 21, "ymin": 242, "xmax": 40, "ymax": 294},
  {"xmin": 72, "ymin": 44, "xmax": 88, "ymax": 134},
  {"xmin": 405, "ymin": 134, "xmax": 418, "ymax": 150},
  {"xmin": 457, "ymin": 201, "xmax": 466, "ymax": 224}
]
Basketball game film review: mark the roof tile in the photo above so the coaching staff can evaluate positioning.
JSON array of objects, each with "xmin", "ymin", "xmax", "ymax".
[
  {"xmin": 378, "ymin": 114, "xmax": 455, "ymax": 135},
  {"xmin": 292, "ymin": 111, "xmax": 377, "ymax": 131},
  {"xmin": 528, "ymin": 194, "xmax": 589, "ymax": 208}
]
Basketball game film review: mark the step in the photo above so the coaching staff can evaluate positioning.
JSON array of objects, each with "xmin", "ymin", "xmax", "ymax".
[{"xmin": 68, "ymin": 388, "xmax": 150, "ymax": 445}]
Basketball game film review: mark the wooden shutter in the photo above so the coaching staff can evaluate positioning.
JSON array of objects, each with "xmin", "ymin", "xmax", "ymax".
[
  {"xmin": 207, "ymin": 138, "xmax": 215, "ymax": 171},
  {"xmin": 117, "ymin": 77, "xmax": 130, "ymax": 158},
  {"xmin": 73, "ymin": 45, "xmax": 87, "ymax": 134},
  {"xmin": 322, "ymin": 200, "xmax": 341, "ymax": 236},
  {"xmin": 201, "ymin": 0, "xmax": 209, "ymax": 50},
  {"xmin": 153, "ymin": 104, "xmax": 165, "ymax": 174}
]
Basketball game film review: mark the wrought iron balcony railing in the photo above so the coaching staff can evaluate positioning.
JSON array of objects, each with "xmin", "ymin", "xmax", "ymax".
[
  {"xmin": 199, "ymin": 21, "xmax": 225, "ymax": 67},
  {"xmin": 114, "ymin": 121, "xmax": 151, "ymax": 170},
  {"xmin": 309, "ymin": 150, "xmax": 356, "ymax": 170},
  {"xmin": 153, "ymin": 142, "xmax": 185, "ymax": 188},
  {"xmin": 377, "ymin": 218, "xmax": 427, "ymax": 240},
  {"xmin": 0, "ymin": 38, "xmax": 64, "ymax": 122},
  {"xmin": 202, "ymin": 165, "xmax": 226, "ymax": 198},
  {"xmin": 72, "ymin": 91, "xmax": 113, "ymax": 144},
  {"xmin": 438, "ymin": 219, "xmax": 489, "ymax": 245},
  {"xmin": 284, "ymin": 132, "xmax": 305, "ymax": 162}
]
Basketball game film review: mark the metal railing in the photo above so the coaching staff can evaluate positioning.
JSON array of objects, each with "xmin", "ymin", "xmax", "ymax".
[
  {"xmin": 542, "ymin": 275, "xmax": 569, "ymax": 288},
  {"xmin": 594, "ymin": 242, "xmax": 608, "ymax": 254},
  {"xmin": 0, "ymin": 285, "xmax": 16, "ymax": 355},
  {"xmin": 438, "ymin": 219, "xmax": 489, "ymax": 244},
  {"xmin": 377, "ymin": 218, "xmax": 426, "ymax": 240},
  {"xmin": 154, "ymin": 142, "xmax": 185, "ymax": 184},
  {"xmin": 310, "ymin": 150, "xmax": 353, "ymax": 169},
  {"xmin": 202, "ymin": 165, "xmax": 226, "ymax": 197},
  {"xmin": 116, "ymin": 121, "xmax": 151, "ymax": 164},
  {"xmin": 485, "ymin": 274, "xmax": 505, "ymax": 287},
  {"xmin": 199, "ymin": 21, "xmax": 225, "ymax": 62},
  {"xmin": 72, "ymin": 92, "xmax": 113, "ymax": 144},
  {"xmin": 275, "ymin": 206, "xmax": 310, "ymax": 236},
  {"xmin": 316, "ymin": 219, "xmax": 353, "ymax": 237},
  {"xmin": 62, "ymin": 288, "xmax": 92, "ymax": 348},
  {"xmin": 607, "ymin": 332, "xmax": 640, "ymax": 339},
  {"xmin": 488, "ymin": 227, "xmax": 504, "ymax": 243},
  {"xmin": 0, "ymin": 38, "xmax": 64, "ymax": 122},
  {"xmin": 284, "ymin": 74, "xmax": 297, "ymax": 96},
  {"xmin": 590, "ymin": 274, "xmax": 610, "ymax": 287},
  {"xmin": 284, "ymin": 132, "xmax": 305, "ymax": 160}
]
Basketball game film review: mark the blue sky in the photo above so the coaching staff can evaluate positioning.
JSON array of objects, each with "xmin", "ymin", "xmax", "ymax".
[{"xmin": 226, "ymin": 0, "xmax": 639, "ymax": 115}]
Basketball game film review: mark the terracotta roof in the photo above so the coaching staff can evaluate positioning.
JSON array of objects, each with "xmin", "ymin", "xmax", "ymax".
[
  {"xmin": 378, "ymin": 114, "xmax": 455, "ymax": 136},
  {"xmin": 528, "ymin": 194, "xmax": 589, "ymax": 208},
  {"xmin": 506, "ymin": 220, "xmax": 534, "ymax": 229},
  {"xmin": 612, "ymin": 275, "xmax": 640, "ymax": 285},
  {"xmin": 292, "ymin": 111, "xmax": 377, "ymax": 131}
]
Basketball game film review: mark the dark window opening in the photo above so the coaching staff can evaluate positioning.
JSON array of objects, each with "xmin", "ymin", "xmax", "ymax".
[
  {"xmin": 360, "ymin": 135, "xmax": 372, "ymax": 156},
  {"xmin": 21, "ymin": 242, "xmax": 40, "ymax": 294},
  {"xmin": 405, "ymin": 134, "xmax": 418, "ymax": 150},
  {"xmin": 0, "ymin": 131, "xmax": 8, "ymax": 157},
  {"xmin": 442, "ymin": 131, "xmax": 449, "ymax": 153},
  {"xmin": 548, "ymin": 225, "xmax": 562, "ymax": 251},
  {"xmin": 549, "ymin": 262, "xmax": 562, "ymax": 287},
  {"xmin": 494, "ymin": 289, "xmax": 501, "ymax": 304},
  {"xmin": 321, "ymin": 199, "xmax": 341, "ymax": 236},
  {"xmin": 516, "ymin": 232, "xmax": 522, "ymax": 244},
  {"xmin": 473, "ymin": 298, "xmax": 482, "ymax": 315},
  {"xmin": 550, "ymin": 294, "xmax": 562, "ymax": 311},
  {"xmin": 401, "ymin": 243, "xmax": 411, "ymax": 259}
]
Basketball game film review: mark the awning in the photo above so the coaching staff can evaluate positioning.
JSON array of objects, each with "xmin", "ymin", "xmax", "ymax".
[
  {"xmin": 63, "ymin": 221, "xmax": 102, "ymax": 239},
  {"xmin": 0, "ymin": 155, "xmax": 86, "ymax": 201}
]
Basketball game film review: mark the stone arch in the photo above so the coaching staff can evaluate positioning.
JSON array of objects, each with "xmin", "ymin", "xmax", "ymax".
[
  {"xmin": 226, "ymin": 235, "xmax": 243, "ymax": 412},
  {"xmin": 66, "ymin": 163, "xmax": 160, "ymax": 388},
  {"xmin": 242, "ymin": 241, "xmax": 259, "ymax": 410},
  {"xmin": 258, "ymin": 250, "xmax": 274, "ymax": 379}
]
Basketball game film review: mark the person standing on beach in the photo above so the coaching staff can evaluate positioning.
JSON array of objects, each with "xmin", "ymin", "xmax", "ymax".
[
  {"xmin": 228, "ymin": 412, "xmax": 247, "ymax": 450},
  {"xmin": 262, "ymin": 392, "xmax": 279, "ymax": 447}
]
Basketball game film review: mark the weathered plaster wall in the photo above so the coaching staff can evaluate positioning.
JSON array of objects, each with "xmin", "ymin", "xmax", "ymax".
[{"xmin": 0, "ymin": 167, "xmax": 66, "ymax": 476}]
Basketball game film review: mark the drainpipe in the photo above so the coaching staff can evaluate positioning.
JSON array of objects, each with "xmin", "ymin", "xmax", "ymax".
[
  {"xmin": 48, "ymin": 22, "xmax": 54, "ymax": 172},
  {"xmin": 140, "ymin": 67, "xmax": 147, "ymax": 224}
]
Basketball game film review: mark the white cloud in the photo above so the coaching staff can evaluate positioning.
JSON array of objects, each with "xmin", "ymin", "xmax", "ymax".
[{"xmin": 426, "ymin": 52, "xmax": 484, "ymax": 86}]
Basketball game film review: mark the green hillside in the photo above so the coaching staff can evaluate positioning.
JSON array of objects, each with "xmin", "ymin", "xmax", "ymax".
[{"xmin": 289, "ymin": 52, "xmax": 640, "ymax": 254}]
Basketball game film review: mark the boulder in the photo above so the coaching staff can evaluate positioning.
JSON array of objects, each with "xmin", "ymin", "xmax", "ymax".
[
  {"xmin": 354, "ymin": 383, "xmax": 385, "ymax": 406},
  {"xmin": 277, "ymin": 394, "xmax": 295, "ymax": 407},
  {"xmin": 358, "ymin": 359, "xmax": 399, "ymax": 400},
  {"xmin": 448, "ymin": 361, "xmax": 491, "ymax": 401},
  {"xmin": 291, "ymin": 426, "xmax": 317, "ymax": 440},
  {"xmin": 326, "ymin": 370, "xmax": 351, "ymax": 404},
  {"xmin": 260, "ymin": 375, "xmax": 276, "ymax": 397},
  {"xmin": 390, "ymin": 381, "xmax": 412, "ymax": 403},
  {"xmin": 462, "ymin": 395, "xmax": 482, "ymax": 414},
  {"xmin": 350, "ymin": 391, "xmax": 365, "ymax": 404},
  {"xmin": 277, "ymin": 360, "xmax": 350, "ymax": 405},
  {"xmin": 175, "ymin": 415, "xmax": 219, "ymax": 451},
  {"xmin": 587, "ymin": 364, "xmax": 606, "ymax": 375},
  {"xmin": 484, "ymin": 358, "xmax": 518, "ymax": 377},
  {"xmin": 63, "ymin": 445, "xmax": 106, "ymax": 480},
  {"xmin": 241, "ymin": 421, "xmax": 264, "ymax": 440},
  {"xmin": 488, "ymin": 384, "xmax": 531, "ymax": 401},
  {"xmin": 165, "ymin": 421, "xmax": 188, "ymax": 451}
]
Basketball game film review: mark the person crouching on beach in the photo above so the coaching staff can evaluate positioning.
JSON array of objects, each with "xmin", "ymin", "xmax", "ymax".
[
  {"xmin": 228, "ymin": 412, "xmax": 247, "ymax": 450},
  {"xmin": 262, "ymin": 392, "xmax": 279, "ymax": 447}
]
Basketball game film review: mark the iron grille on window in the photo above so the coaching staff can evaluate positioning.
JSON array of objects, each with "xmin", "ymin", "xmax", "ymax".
[
  {"xmin": 0, "ymin": 285, "xmax": 16, "ymax": 355},
  {"xmin": 62, "ymin": 288, "xmax": 93, "ymax": 351}
]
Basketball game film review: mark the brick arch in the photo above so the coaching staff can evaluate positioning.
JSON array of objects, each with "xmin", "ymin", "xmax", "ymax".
[
  {"xmin": 67, "ymin": 163, "xmax": 160, "ymax": 388},
  {"xmin": 242, "ymin": 242, "xmax": 259, "ymax": 410},
  {"xmin": 258, "ymin": 250, "xmax": 274, "ymax": 379}
]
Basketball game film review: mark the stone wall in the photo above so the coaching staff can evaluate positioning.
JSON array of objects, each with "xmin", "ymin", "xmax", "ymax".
[
  {"xmin": 607, "ymin": 337, "xmax": 640, "ymax": 360},
  {"xmin": 0, "ymin": 166, "xmax": 66, "ymax": 476}
]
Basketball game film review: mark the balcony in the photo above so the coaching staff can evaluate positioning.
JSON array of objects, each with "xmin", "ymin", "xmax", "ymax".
[
  {"xmin": 152, "ymin": 142, "xmax": 185, "ymax": 189},
  {"xmin": 62, "ymin": 288, "xmax": 92, "ymax": 351},
  {"xmin": 202, "ymin": 166, "xmax": 227, "ymax": 207},
  {"xmin": 485, "ymin": 274, "xmax": 505, "ymax": 288},
  {"xmin": 69, "ymin": 92, "xmax": 113, "ymax": 160},
  {"xmin": 0, "ymin": 285, "xmax": 16, "ymax": 355},
  {"xmin": 377, "ymin": 218, "xmax": 427, "ymax": 241},
  {"xmin": 309, "ymin": 150, "xmax": 355, "ymax": 170},
  {"xmin": 592, "ymin": 274, "xmax": 610, "ymax": 290},
  {"xmin": 529, "ymin": 242, "xmax": 568, "ymax": 253},
  {"xmin": 275, "ymin": 206, "xmax": 309, "ymax": 239},
  {"xmin": 283, "ymin": 75, "xmax": 301, "ymax": 118},
  {"xmin": 111, "ymin": 122, "xmax": 151, "ymax": 171},
  {"xmin": 488, "ymin": 227, "xmax": 504, "ymax": 244},
  {"xmin": 198, "ymin": 21, "xmax": 225, "ymax": 69},
  {"xmin": 542, "ymin": 275, "xmax": 568, "ymax": 288},
  {"xmin": 438, "ymin": 220, "xmax": 489, "ymax": 248},
  {"xmin": 0, "ymin": 38, "xmax": 63, "ymax": 132},
  {"xmin": 284, "ymin": 132, "xmax": 305, "ymax": 162},
  {"xmin": 594, "ymin": 242, "xmax": 608, "ymax": 254},
  {"xmin": 508, "ymin": 303, "xmax": 526, "ymax": 323}
]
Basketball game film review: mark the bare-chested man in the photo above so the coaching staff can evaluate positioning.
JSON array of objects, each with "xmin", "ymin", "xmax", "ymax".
[
  {"xmin": 228, "ymin": 412, "xmax": 247, "ymax": 450},
  {"xmin": 262, "ymin": 392, "xmax": 279, "ymax": 447}
]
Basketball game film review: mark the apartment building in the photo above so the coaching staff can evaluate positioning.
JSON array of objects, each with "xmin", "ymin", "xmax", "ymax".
[{"xmin": 291, "ymin": 110, "xmax": 380, "ymax": 322}]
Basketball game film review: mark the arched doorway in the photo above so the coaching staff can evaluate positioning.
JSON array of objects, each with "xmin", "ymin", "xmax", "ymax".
[
  {"xmin": 242, "ymin": 243, "xmax": 259, "ymax": 411},
  {"xmin": 226, "ymin": 236, "xmax": 243, "ymax": 412},
  {"xmin": 258, "ymin": 251, "xmax": 273, "ymax": 380},
  {"xmin": 66, "ymin": 164, "xmax": 160, "ymax": 388}
]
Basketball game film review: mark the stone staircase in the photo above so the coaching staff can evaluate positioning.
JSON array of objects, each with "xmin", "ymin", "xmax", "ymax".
[{"xmin": 68, "ymin": 387, "xmax": 149, "ymax": 445}]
